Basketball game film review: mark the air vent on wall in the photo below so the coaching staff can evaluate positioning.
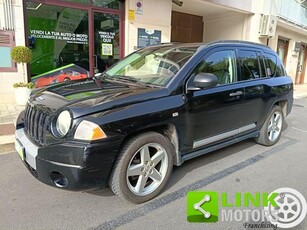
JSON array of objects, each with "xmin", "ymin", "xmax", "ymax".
[
  {"xmin": 0, "ymin": 34, "xmax": 10, "ymax": 44},
  {"xmin": 259, "ymin": 15, "xmax": 277, "ymax": 38}
]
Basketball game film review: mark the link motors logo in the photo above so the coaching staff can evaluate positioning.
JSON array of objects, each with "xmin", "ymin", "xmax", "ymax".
[{"xmin": 187, "ymin": 188, "xmax": 307, "ymax": 229}]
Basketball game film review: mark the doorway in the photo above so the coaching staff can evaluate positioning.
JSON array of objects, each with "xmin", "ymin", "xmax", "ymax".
[
  {"xmin": 171, "ymin": 11, "xmax": 203, "ymax": 43},
  {"xmin": 93, "ymin": 11, "xmax": 120, "ymax": 73},
  {"xmin": 277, "ymin": 38, "xmax": 289, "ymax": 67},
  {"xmin": 296, "ymin": 44, "xmax": 307, "ymax": 84}
]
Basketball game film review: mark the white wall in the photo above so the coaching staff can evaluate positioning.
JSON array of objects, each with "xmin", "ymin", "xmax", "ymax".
[
  {"xmin": 0, "ymin": 0, "xmax": 26, "ymax": 104},
  {"xmin": 269, "ymin": 24, "xmax": 307, "ymax": 83},
  {"xmin": 204, "ymin": 14, "xmax": 246, "ymax": 43},
  {"xmin": 124, "ymin": 0, "xmax": 172, "ymax": 55}
]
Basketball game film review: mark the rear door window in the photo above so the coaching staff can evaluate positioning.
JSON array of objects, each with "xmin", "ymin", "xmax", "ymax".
[{"xmin": 237, "ymin": 50, "xmax": 265, "ymax": 81}]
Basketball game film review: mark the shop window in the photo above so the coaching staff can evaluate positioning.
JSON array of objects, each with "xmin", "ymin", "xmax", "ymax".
[
  {"xmin": 60, "ymin": 0, "xmax": 90, "ymax": 4},
  {"xmin": 27, "ymin": 3, "xmax": 89, "ymax": 86},
  {"xmin": 93, "ymin": 0, "xmax": 120, "ymax": 9},
  {"xmin": 0, "ymin": 30, "xmax": 16, "ymax": 72}
]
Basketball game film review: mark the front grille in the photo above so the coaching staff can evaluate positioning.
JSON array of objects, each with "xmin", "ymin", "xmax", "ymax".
[{"xmin": 24, "ymin": 103, "xmax": 50, "ymax": 145}]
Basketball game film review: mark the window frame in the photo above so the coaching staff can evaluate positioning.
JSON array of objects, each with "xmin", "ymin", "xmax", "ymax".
[{"xmin": 0, "ymin": 30, "xmax": 17, "ymax": 72}]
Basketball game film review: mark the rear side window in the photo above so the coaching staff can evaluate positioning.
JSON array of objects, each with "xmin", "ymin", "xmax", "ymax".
[
  {"xmin": 264, "ymin": 53, "xmax": 277, "ymax": 77},
  {"xmin": 264, "ymin": 52, "xmax": 286, "ymax": 77},
  {"xmin": 237, "ymin": 50, "xmax": 264, "ymax": 81}
]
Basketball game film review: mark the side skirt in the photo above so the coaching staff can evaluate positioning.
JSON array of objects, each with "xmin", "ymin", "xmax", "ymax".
[{"xmin": 179, "ymin": 131, "xmax": 259, "ymax": 165}]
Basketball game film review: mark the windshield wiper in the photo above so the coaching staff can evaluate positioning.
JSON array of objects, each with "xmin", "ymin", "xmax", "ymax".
[{"xmin": 115, "ymin": 75, "xmax": 155, "ymax": 88}]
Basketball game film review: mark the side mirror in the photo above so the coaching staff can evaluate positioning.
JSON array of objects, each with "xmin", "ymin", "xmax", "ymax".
[{"xmin": 189, "ymin": 72, "xmax": 218, "ymax": 90}]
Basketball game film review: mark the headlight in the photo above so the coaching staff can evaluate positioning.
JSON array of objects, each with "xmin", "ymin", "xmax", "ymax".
[
  {"xmin": 74, "ymin": 120, "xmax": 106, "ymax": 141},
  {"xmin": 55, "ymin": 110, "xmax": 72, "ymax": 137}
]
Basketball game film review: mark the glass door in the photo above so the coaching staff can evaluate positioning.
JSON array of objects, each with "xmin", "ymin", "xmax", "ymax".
[{"xmin": 93, "ymin": 11, "xmax": 120, "ymax": 73}]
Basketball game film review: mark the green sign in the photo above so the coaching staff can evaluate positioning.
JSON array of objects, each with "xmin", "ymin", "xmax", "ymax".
[{"xmin": 187, "ymin": 191, "xmax": 219, "ymax": 223}]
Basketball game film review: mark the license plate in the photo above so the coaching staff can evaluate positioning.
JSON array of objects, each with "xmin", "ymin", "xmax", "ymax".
[{"xmin": 15, "ymin": 139, "xmax": 25, "ymax": 161}]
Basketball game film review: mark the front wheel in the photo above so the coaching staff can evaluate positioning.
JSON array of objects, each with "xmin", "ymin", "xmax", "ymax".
[
  {"xmin": 109, "ymin": 132, "xmax": 174, "ymax": 203},
  {"xmin": 255, "ymin": 105, "xmax": 284, "ymax": 146}
]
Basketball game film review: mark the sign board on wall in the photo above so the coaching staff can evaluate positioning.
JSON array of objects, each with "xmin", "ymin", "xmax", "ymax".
[
  {"xmin": 137, "ymin": 28, "xmax": 161, "ymax": 48},
  {"xmin": 128, "ymin": 10, "xmax": 135, "ymax": 21},
  {"xmin": 136, "ymin": 0, "xmax": 143, "ymax": 15}
]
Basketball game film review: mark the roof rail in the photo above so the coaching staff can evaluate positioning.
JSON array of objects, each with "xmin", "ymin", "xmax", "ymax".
[{"xmin": 206, "ymin": 40, "xmax": 272, "ymax": 49}]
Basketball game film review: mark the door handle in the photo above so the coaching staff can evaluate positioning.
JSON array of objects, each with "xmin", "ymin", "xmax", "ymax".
[{"xmin": 229, "ymin": 91, "xmax": 243, "ymax": 97}]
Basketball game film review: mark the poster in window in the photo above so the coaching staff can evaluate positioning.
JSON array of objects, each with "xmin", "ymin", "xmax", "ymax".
[{"xmin": 102, "ymin": 43, "xmax": 113, "ymax": 56}]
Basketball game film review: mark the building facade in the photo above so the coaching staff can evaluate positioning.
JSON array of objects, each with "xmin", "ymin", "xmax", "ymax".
[{"xmin": 0, "ymin": 0, "xmax": 306, "ymax": 103}]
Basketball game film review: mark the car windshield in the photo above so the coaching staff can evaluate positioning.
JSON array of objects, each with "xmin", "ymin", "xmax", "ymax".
[{"xmin": 104, "ymin": 45, "xmax": 198, "ymax": 87}]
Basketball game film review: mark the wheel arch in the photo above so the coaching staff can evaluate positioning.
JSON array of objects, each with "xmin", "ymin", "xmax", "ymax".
[
  {"xmin": 272, "ymin": 99, "xmax": 288, "ymax": 118},
  {"xmin": 118, "ymin": 123, "xmax": 181, "ymax": 166}
]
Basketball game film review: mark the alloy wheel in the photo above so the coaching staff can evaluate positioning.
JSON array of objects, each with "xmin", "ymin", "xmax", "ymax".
[
  {"xmin": 126, "ymin": 143, "xmax": 168, "ymax": 196},
  {"xmin": 267, "ymin": 111, "xmax": 282, "ymax": 142}
]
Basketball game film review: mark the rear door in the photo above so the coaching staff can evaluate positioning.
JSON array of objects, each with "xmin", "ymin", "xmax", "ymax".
[
  {"xmin": 236, "ymin": 48, "xmax": 268, "ymax": 130},
  {"xmin": 184, "ymin": 47, "xmax": 247, "ymax": 151}
]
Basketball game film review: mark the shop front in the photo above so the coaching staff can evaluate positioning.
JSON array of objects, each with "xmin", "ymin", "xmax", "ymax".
[{"xmin": 25, "ymin": 0, "xmax": 124, "ymax": 86}]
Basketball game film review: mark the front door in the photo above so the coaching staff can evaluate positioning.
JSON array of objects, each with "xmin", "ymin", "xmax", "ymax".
[
  {"xmin": 184, "ymin": 48, "xmax": 246, "ymax": 152},
  {"xmin": 93, "ymin": 11, "xmax": 121, "ymax": 74},
  {"xmin": 296, "ymin": 45, "xmax": 307, "ymax": 84}
]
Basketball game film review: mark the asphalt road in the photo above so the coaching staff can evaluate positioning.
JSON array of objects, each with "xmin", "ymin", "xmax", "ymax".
[{"xmin": 1, "ymin": 98, "xmax": 307, "ymax": 230}]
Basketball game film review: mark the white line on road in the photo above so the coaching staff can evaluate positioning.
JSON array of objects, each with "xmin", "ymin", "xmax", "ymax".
[{"xmin": 292, "ymin": 127, "xmax": 307, "ymax": 133}]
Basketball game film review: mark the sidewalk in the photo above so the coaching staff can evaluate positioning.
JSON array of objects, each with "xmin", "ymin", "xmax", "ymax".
[
  {"xmin": 0, "ymin": 103, "xmax": 24, "ymax": 145},
  {"xmin": 0, "ymin": 84, "xmax": 307, "ymax": 153}
]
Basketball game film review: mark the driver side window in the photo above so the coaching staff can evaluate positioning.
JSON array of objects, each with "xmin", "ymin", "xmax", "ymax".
[{"xmin": 190, "ymin": 50, "xmax": 236, "ymax": 86}]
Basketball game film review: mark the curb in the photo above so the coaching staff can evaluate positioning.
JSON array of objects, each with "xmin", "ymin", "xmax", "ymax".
[
  {"xmin": 0, "ymin": 134, "xmax": 14, "ymax": 145},
  {"xmin": 294, "ymin": 94, "xmax": 307, "ymax": 99},
  {"xmin": 0, "ymin": 142, "xmax": 15, "ymax": 155}
]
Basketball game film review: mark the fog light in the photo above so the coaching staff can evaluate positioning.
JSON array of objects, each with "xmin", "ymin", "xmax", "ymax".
[{"xmin": 50, "ymin": 171, "xmax": 68, "ymax": 188}]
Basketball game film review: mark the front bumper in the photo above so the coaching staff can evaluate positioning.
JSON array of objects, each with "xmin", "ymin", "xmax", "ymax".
[{"xmin": 15, "ymin": 128, "xmax": 120, "ymax": 191}]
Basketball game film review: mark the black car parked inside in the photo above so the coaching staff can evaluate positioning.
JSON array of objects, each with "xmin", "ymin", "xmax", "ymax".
[{"xmin": 15, "ymin": 41, "xmax": 293, "ymax": 203}]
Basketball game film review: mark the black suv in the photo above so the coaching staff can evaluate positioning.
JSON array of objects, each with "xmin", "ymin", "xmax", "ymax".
[{"xmin": 15, "ymin": 41, "xmax": 293, "ymax": 203}]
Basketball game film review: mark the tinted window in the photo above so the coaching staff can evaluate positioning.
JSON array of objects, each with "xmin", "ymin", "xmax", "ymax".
[
  {"xmin": 276, "ymin": 58, "xmax": 286, "ymax": 77},
  {"xmin": 192, "ymin": 50, "xmax": 236, "ymax": 85},
  {"xmin": 264, "ymin": 53, "xmax": 277, "ymax": 77},
  {"xmin": 238, "ymin": 50, "xmax": 264, "ymax": 81}
]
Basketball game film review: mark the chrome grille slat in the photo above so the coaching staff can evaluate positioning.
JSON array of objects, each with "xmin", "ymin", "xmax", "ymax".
[{"xmin": 24, "ymin": 103, "xmax": 50, "ymax": 145}]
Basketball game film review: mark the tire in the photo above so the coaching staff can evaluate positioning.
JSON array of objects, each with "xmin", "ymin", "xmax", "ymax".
[
  {"xmin": 109, "ymin": 132, "xmax": 174, "ymax": 203},
  {"xmin": 255, "ymin": 105, "xmax": 284, "ymax": 146},
  {"xmin": 64, "ymin": 77, "xmax": 70, "ymax": 81}
]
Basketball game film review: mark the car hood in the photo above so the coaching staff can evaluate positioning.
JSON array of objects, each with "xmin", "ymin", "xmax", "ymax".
[{"xmin": 29, "ymin": 79, "xmax": 168, "ymax": 118}]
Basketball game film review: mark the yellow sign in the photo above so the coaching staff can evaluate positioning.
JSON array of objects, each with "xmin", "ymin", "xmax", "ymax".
[{"xmin": 128, "ymin": 10, "xmax": 135, "ymax": 21}]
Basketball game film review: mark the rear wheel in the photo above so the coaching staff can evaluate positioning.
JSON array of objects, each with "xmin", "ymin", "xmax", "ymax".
[
  {"xmin": 255, "ymin": 105, "xmax": 284, "ymax": 146},
  {"xmin": 109, "ymin": 132, "xmax": 174, "ymax": 203}
]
